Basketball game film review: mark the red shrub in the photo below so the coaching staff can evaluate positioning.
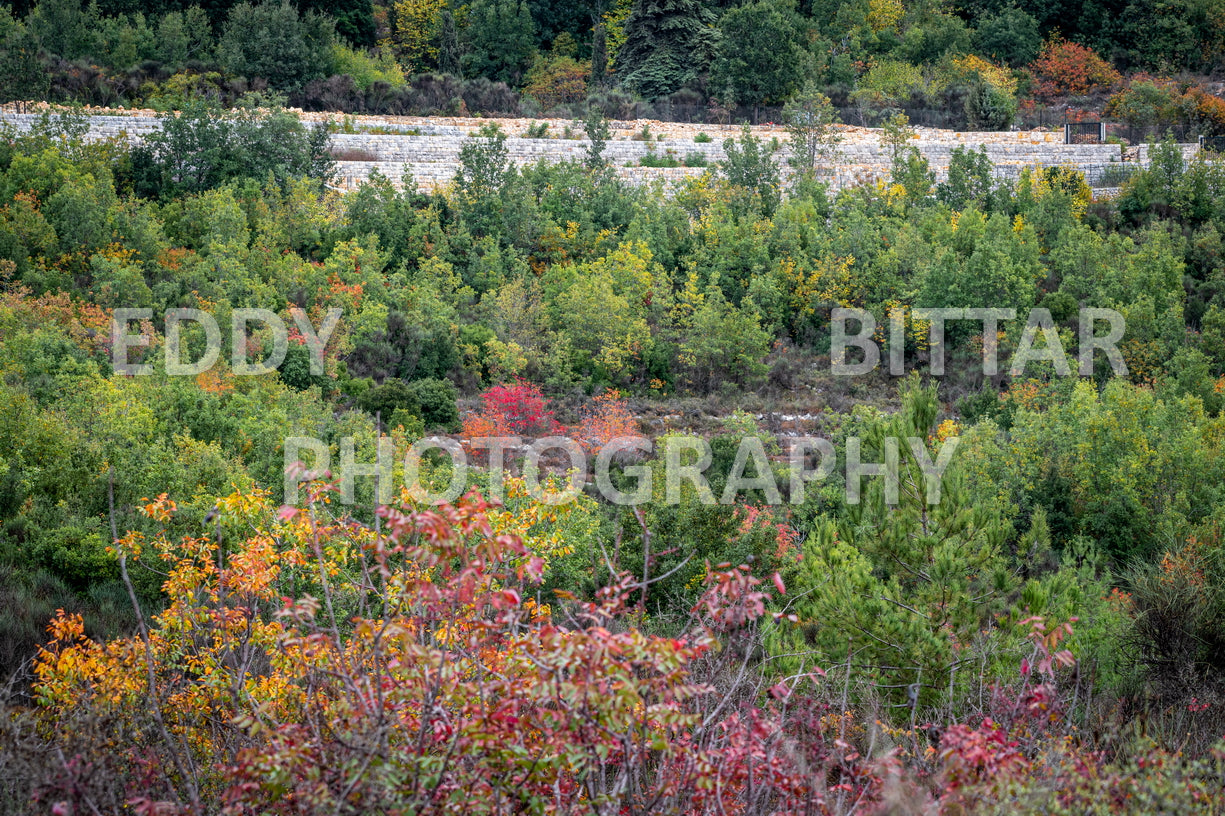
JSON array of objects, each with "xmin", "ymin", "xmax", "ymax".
[
  {"xmin": 462, "ymin": 379, "xmax": 561, "ymax": 439},
  {"xmin": 575, "ymin": 389, "xmax": 639, "ymax": 453},
  {"xmin": 1028, "ymin": 38, "xmax": 1122, "ymax": 99}
]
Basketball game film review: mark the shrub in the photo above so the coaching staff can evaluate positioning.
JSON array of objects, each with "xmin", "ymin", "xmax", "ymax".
[
  {"xmin": 965, "ymin": 79, "xmax": 1017, "ymax": 130},
  {"xmin": 1105, "ymin": 80, "xmax": 1225, "ymax": 138},
  {"xmin": 18, "ymin": 490, "xmax": 866, "ymax": 815},
  {"xmin": 1125, "ymin": 537, "xmax": 1225, "ymax": 700},
  {"xmin": 462, "ymin": 379, "xmax": 561, "ymax": 438},
  {"xmin": 1028, "ymin": 38, "xmax": 1122, "ymax": 100},
  {"xmin": 576, "ymin": 389, "xmax": 638, "ymax": 453},
  {"xmin": 694, "ymin": 131, "xmax": 712, "ymax": 143},
  {"xmin": 1104, "ymin": 78, "xmax": 1187, "ymax": 128},
  {"xmin": 850, "ymin": 58, "xmax": 927, "ymax": 111},
  {"xmin": 294, "ymin": 73, "xmax": 364, "ymax": 111},
  {"xmin": 461, "ymin": 76, "xmax": 521, "ymax": 115},
  {"xmin": 142, "ymin": 70, "xmax": 227, "ymax": 111},
  {"xmin": 638, "ymin": 152, "xmax": 680, "ymax": 167},
  {"xmin": 356, "ymin": 377, "xmax": 419, "ymax": 422},
  {"xmin": 1187, "ymin": 85, "xmax": 1225, "ymax": 136},
  {"xmin": 683, "ymin": 151, "xmax": 708, "ymax": 167},
  {"xmin": 523, "ymin": 56, "xmax": 590, "ymax": 110},
  {"xmin": 524, "ymin": 121, "xmax": 550, "ymax": 138},
  {"xmin": 406, "ymin": 377, "xmax": 460, "ymax": 431},
  {"xmin": 585, "ymin": 87, "xmax": 640, "ymax": 119},
  {"xmin": 329, "ymin": 43, "xmax": 405, "ymax": 91},
  {"xmin": 329, "ymin": 146, "xmax": 379, "ymax": 161}
]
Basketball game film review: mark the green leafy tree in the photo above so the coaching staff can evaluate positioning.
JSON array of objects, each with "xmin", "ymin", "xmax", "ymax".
[
  {"xmin": 974, "ymin": 7, "xmax": 1041, "ymax": 67},
  {"xmin": 616, "ymin": 0, "xmax": 717, "ymax": 99},
  {"xmin": 217, "ymin": 1, "xmax": 335, "ymax": 91},
  {"xmin": 27, "ymin": 0, "xmax": 99, "ymax": 60},
  {"xmin": 880, "ymin": 110, "xmax": 916, "ymax": 166},
  {"xmin": 454, "ymin": 123, "xmax": 516, "ymax": 238},
  {"xmin": 549, "ymin": 260, "xmax": 653, "ymax": 385},
  {"xmin": 355, "ymin": 374, "xmax": 460, "ymax": 428},
  {"xmin": 153, "ymin": 9, "xmax": 214, "ymax": 70},
  {"xmin": 708, "ymin": 0, "xmax": 806, "ymax": 114},
  {"xmin": 719, "ymin": 125, "xmax": 782, "ymax": 215},
  {"xmin": 278, "ymin": 342, "xmax": 331, "ymax": 392},
  {"xmin": 783, "ymin": 82, "xmax": 842, "ymax": 180},
  {"xmin": 130, "ymin": 96, "xmax": 334, "ymax": 199},
  {"xmin": 404, "ymin": 377, "xmax": 460, "ymax": 431},
  {"xmin": 894, "ymin": 11, "xmax": 971, "ymax": 64},
  {"xmin": 1001, "ymin": 379, "xmax": 1224, "ymax": 562},
  {"xmin": 937, "ymin": 145, "xmax": 996, "ymax": 210},
  {"xmin": 916, "ymin": 208, "xmax": 1042, "ymax": 326},
  {"xmin": 461, "ymin": 0, "xmax": 537, "ymax": 85},
  {"xmin": 851, "ymin": 59, "xmax": 925, "ymax": 115},
  {"xmin": 677, "ymin": 288, "xmax": 770, "ymax": 392},
  {"xmin": 582, "ymin": 105, "xmax": 611, "ymax": 169}
]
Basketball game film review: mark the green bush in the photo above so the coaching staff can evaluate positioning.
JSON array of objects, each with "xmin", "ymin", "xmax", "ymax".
[
  {"xmin": 278, "ymin": 343, "xmax": 331, "ymax": 391},
  {"xmin": 405, "ymin": 378, "xmax": 461, "ymax": 432},
  {"xmin": 694, "ymin": 131, "xmax": 712, "ymax": 143},
  {"xmin": 639, "ymin": 152, "xmax": 681, "ymax": 168},
  {"xmin": 356, "ymin": 378, "xmax": 420, "ymax": 423},
  {"xmin": 965, "ymin": 80, "xmax": 1017, "ymax": 130}
]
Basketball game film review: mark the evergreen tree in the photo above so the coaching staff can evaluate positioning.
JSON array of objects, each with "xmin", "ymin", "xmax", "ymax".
[
  {"xmin": 768, "ymin": 376, "xmax": 1016, "ymax": 708},
  {"xmin": 0, "ymin": 12, "xmax": 49, "ymax": 108},
  {"xmin": 590, "ymin": 21, "xmax": 608, "ymax": 88},
  {"xmin": 438, "ymin": 9, "xmax": 462, "ymax": 76},
  {"xmin": 616, "ymin": 0, "xmax": 717, "ymax": 100},
  {"xmin": 297, "ymin": 0, "xmax": 375, "ymax": 46}
]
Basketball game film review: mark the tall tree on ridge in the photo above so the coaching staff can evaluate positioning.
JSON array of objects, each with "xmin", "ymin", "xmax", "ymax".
[{"xmin": 616, "ymin": 0, "xmax": 717, "ymax": 100}]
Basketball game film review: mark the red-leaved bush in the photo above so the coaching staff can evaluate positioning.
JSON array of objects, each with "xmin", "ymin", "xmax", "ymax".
[
  {"xmin": 8, "ymin": 488, "xmax": 1225, "ymax": 814},
  {"xmin": 1028, "ymin": 38, "xmax": 1122, "ymax": 99},
  {"xmin": 575, "ymin": 389, "xmax": 639, "ymax": 453},
  {"xmin": 462, "ymin": 379, "xmax": 562, "ymax": 439},
  {"xmin": 16, "ymin": 485, "xmax": 886, "ymax": 815}
]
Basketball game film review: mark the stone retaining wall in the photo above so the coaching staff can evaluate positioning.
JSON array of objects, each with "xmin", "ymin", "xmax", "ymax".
[{"xmin": 2, "ymin": 110, "xmax": 1201, "ymax": 195}]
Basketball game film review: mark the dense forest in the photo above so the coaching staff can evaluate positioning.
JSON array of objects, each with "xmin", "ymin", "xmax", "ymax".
[
  {"xmin": 1, "ymin": 0, "xmax": 1225, "ymax": 812},
  {"xmin": 0, "ymin": 0, "xmax": 1224, "ymax": 132}
]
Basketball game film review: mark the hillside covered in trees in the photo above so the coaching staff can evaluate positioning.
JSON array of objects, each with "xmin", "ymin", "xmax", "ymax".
[
  {"xmin": 0, "ymin": 91, "xmax": 1223, "ymax": 810},
  {"xmin": 1, "ymin": 0, "xmax": 1224, "ymax": 134},
  {"xmin": 1, "ymin": 0, "xmax": 1225, "ymax": 811}
]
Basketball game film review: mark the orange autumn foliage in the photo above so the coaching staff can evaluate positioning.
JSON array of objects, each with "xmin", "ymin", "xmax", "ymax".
[{"xmin": 575, "ymin": 389, "xmax": 639, "ymax": 453}]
